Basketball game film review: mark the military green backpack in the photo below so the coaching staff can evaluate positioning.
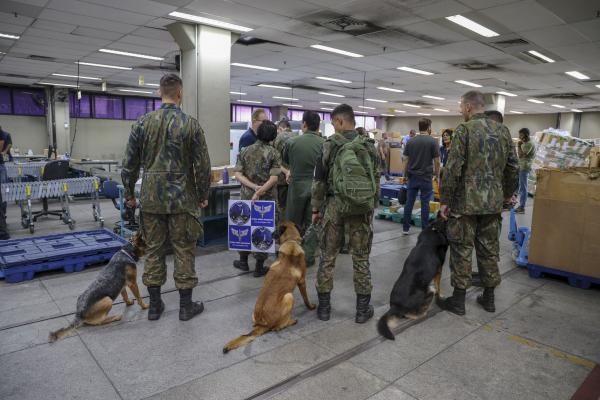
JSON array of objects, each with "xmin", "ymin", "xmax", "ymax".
[{"xmin": 331, "ymin": 134, "xmax": 377, "ymax": 216}]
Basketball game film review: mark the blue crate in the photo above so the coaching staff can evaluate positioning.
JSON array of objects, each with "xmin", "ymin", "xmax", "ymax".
[
  {"xmin": 526, "ymin": 264, "xmax": 600, "ymax": 289},
  {"xmin": 380, "ymin": 183, "xmax": 406, "ymax": 200},
  {"xmin": 0, "ymin": 229, "xmax": 128, "ymax": 283}
]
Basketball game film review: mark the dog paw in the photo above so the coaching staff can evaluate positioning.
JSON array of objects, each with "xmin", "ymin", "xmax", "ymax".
[
  {"xmin": 140, "ymin": 302, "xmax": 149, "ymax": 310},
  {"xmin": 306, "ymin": 303, "xmax": 317, "ymax": 310},
  {"xmin": 125, "ymin": 300, "xmax": 134, "ymax": 306}
]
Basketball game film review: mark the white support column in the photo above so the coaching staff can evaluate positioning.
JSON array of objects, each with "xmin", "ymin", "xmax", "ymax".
[
  {"xmin": 53, "ymin": 89, "xmax": 71, "ymax": 156},
  {"xmin": 484, "ymin": 93, "xmax": 506, "ymax": 115}
]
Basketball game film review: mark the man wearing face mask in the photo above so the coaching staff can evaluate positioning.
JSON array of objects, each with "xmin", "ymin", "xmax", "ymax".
[
  {"xmin": 438, "ymin": 91, "xmax": 518, "ymax": 316},
  {"xmin": 122, "ymin": 73, "xmax": 211, "ymax": 322}
]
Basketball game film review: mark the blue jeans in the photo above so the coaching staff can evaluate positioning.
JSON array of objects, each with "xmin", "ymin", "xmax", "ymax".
[
  {"xmin": 403, "ymin": 175, "xmax": 433, "ymax": 231},
  {"xmin": 519, "ymin": 169, "xmax": 529, "ymax": 209}
]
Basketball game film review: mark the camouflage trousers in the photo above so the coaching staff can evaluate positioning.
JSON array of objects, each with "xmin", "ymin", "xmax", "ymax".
[
  {"xmin": 316, "ymin": 198, "xmax": 374, "ymax": 295},
  {"xmin": 448, "ymin": 213, "xmax": 502, "ymax": 289},
  {"xmin": 141, "ymin": 212, "xmax": 202, "ymax": 289}
]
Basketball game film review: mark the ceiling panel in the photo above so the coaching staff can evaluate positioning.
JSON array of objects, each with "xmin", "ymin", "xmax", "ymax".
[
  {"xmin": 71, "ymin": 27, "xmax": 125, "ymax": 41},
  {"xmin": 131, "ymin": 27, "xmax": 173, "ymax": 42},
  {"xmin": 185, "ymin": 0, "xmax": 290, "ymax": 28},
  {"xmin": 25, "ymin": 27, "xmax": 112, "ymax": 47},
  {"xmin": 37, "ymin": 9, "xmax": 137, "ymax": 34},
  {"xmin": 481, "ymin": 0, "xmax": 564, "ymax": 31},
  {"xmin": 231, "ymin": 0, "xmax": 321, "ymax": 17},
  {"xmin": 536, "ymin": 0, "xmax": 599, "ymax": 24},
  {"xmin": 457, "ymin": 0, "xmax": 520, "ymax": 10},
  {"xmin": 0, "ymin": 1, "xmax": 44, "ymax": 18},
  {"xmin": 9, "ymin": 0, "xmax": 50, "ymax": 6},
  {"xmin": 341, "ymin": 0, "xmax": 424, "ymax": 28},
  {"xmin": 30, "ymin": 18, "xmax": 76, "ymax": 33},
  {"xmin": 570, "ymin": 19, "xmax": 600, "ymax": 42},
  {"xmin": 412, "ymin": 0, "xmax": 471, "ymax": 20},
  {"xmin": 82, "ymin": 0, "xmax": 176, "ymax": 17},
  {"xmin": 0, "ymin": 11, "xmax": 35, "ymax": 26},
  {"xmin": 245, "ymin": 28, "xmax": 315, "ymax": 48},
  {"xmin": 0, "ymin": 22, "xmax": 29, "ymax": 35},
  {"xmin": 520, "ymin": 25, "xmax": 590, "ymax": 48},
  {"xmin": 47, "ymin": 0, "xmax": 154, "ymax": 25}
]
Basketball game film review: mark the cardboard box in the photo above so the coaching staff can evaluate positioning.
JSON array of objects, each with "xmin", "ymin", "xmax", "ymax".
[
  {"xmin": 590, "ymin": 147, "xmax": 600, "ymax": 168},
  {"xmin": 529, "ymin": 168, "xmax": 600, "ymax": 279},
  {"xmin": 391, "ymin": 132, "xmax": 402, "ymax": 139},
  {"xmin": 389, "ymin": 147, "xmax": 405, "ymax": 174}
]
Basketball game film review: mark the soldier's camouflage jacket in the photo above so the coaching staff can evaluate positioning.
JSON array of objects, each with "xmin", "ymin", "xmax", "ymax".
[{"xmin": 234, "ymin": 140, "xmax": 281, "ymax": 200}]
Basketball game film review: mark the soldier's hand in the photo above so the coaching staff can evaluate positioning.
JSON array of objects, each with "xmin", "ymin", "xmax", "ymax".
[
  {"xmin": 254, "ymin": 184, "xmax": 262, "ymax": 192},
  {"xmin": 285, "ymin": 171, "xmax": 292, "ymax": 184},
  {"xmin": 440, "ymin": 204, "xmax": 450, "ymax": 220},
  {"xmin": 251, "ymin": 192, "xmax": 260, "ymax": 202},
  {"xmin": 199, "ymin": 200, "xmax": 208, "ymax": 209},
  {"xmin": 126, "ymin": 197, "xmax": 137, "ymax": 209}
]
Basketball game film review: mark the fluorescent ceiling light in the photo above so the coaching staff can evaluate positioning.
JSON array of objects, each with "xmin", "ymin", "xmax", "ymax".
[
  {"xmin": 366, "ymin": 98, "xmax": 388, "ymax": 103},
  {"xmin": 145, "ymin": 83, "xmax": 160, "ymax": 87},
  {"xmin": 551, "ymin": 104, "xmax": 565, "ymax": 109},
  {"xmin": 397, "ymin": 66, "xmax": 434, "ymax": 76},
  {"xmin": 0, "ymin": 33, "xmax": 20, "ymax": 40},
  {"xmin": 238, "ymin": 100, "xmax": 262, "ymax": 104},
  {"xmin": 273, "ymin": 96, "xmax": 298, "ymax": 100},
  {"xmin": 320, "ymin": 107, "xmax": 334, "ymax": 111},
  {"xmin": 76, "ymin": 61, "xmax": 132, "ymax": 70},
  {"xmin": 169, "ymin": 11, "xmax": 252, "ymax": 32},
  {"xmin": 434, "ymin": 108, "xmax": 449, "ymax": 112},
  {"xmin": 118, "ymin": 89, "xmax": 154, "ymax": 94},
  {"xmin": 355, "ymin": 110, "xmax": 368, "ymax": 114},
  {"xmin": 596, "ymin": 85, "xmax": 600, "ymax": 89},
  {"xmin": 496, "ymin": 91, "xmax": 517, "ymax": 97},
  {"xmin": 282, "ymin": 103, "xmax": 303, "ymax": 107},
  {"xmin": 527, "ymin": 99, "xmax": 544, "ymax": 104},
  {"xmin": 38, "ymin": 82, "xmax": 79, "ymax": 88},
  {"xmin": 402, "ymin": 103, "xmax": 420, "ymax": 108},
  {"xmin": 565, "ymin": 71, "xmax": 590, "ymax": 80},
  {"xmin": 394, "ymin": 109, "xmax": 406, "ymax": 113},
  {"xmin": 445, "ymin": 15, "xmax": 499, "ymax": 37},
  {"xmin": 377, "ymin": 86, "xmax": 404, "ymax": 93},
  {"xmin": 229, "ymin": 91, "xmax": 246, "ymax": 95},
  {"xmin": 422, "ymin": 95, "xmax": 445, "ymax": 100},
  {"xmin": 316, "ymin": 76, "xmax": 351, "ymax": 83},
  {"xmin": 51, "ymin": 73, "xmax": 101, "ymax": 81},
  {"xmin": 381, "ymin": 114, "xmax": 395, "ymax": 117},
  {"xmin": 417, "ymin": 113, "xmax": 431, "ymax": 116},
  {"xmin": 571, "ymin": 109, "xmax": 583, "ymax": 112},
  {"xmin": 509, "ymin": 110, "xmax": 523, "ymax": 114},
  {"xmin": 320, "ymin": 101, "xmax": 341, "ymax": 105},
  {"xmin": 454, "ymin": 79, "xmax": 482, "ymax": 88},
  {"xmin": 231, "ymin": 62, "xmax": 278, "ymax": 71},
  {"xmin": 310, "ymin": 44, "xmax": 363, "ymax": 58},
  {"xmin": 358, "ymin": 106, "xmax": 375, "ymax": 110},
  {"xmin": 99, "ymin": 48, "xmax": 163, "ymax": 61},
  {"xmin": 527, "ymin": 50, "xmax": 555, "ymax": 63},
  {"xmin": 257, "ymin": 84, "xmax": 290, "ymax": 90},
  {"xmin": 319, "ymin": 91, "xmax": 344, "ymax": 98}
]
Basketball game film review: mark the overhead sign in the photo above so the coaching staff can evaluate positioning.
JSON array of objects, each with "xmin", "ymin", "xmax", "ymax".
[{"xmin": 228, "ymin": 200, "xmax": 276, "ymax": 253}]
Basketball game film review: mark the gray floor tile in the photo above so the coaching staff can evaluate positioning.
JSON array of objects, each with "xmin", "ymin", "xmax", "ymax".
[
  {"xmin": 0, "ymin": 316, "xmax": 71, "ymax": 356},
  {"xmin": 0, "ymin": 280, "xmax": 55, "ymax": 313},
  {"xmin": 367, "ymin": 386, "xmax": 417, "ymax": 400},
  {"xmin": 0, "ymin": 300, "xmax": 62, "ymax": 329}
]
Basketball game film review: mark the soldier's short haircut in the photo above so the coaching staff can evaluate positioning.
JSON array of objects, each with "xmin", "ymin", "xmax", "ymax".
[
  {"xmin": 252, "ymin": 108, "xmax": 266, "ymax": 122},
  {"xmin": 462, "ymin": 90, "xmax": 485, "ymax": 108},
  {"xmin": 257, "ymin": 120, "xmax": 277, "ymax": 142},
  {"xmin": 356, "ymin": 127, "xmax": 367, "ymax": 136},
  {"xmin": 485, "ymin": 110, "xmax": 504, "ymax": 123},
  {"xmin": 331, "ymin": 104, "xmax": 355, "ymax": 125},
  {"xmin": 277, "ymin": 118, "xmax": 291, "ymax": 130},
  {"xmin": 302, "ymin": 111, "xmax": 320, "ymax": 131},
  {"xmin": 418, "ymin": 118, "xmax": 432, "ymax": 132},
  {"xmin": 160, "ymin": 73, "xmax": 183, "ymax": 99}
]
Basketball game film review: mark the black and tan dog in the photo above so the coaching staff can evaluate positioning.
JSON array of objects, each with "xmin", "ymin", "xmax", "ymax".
[
  {"xmin": 48, "ymin": 233, "xmax": 148, "ymax": 342},
  {"xmin": 378, "ymin": 218, "xmax": 448, "ymax": 340},
  {"xmin": 223, "ymin": 221, "xmax": 316, "ymax": 353}
]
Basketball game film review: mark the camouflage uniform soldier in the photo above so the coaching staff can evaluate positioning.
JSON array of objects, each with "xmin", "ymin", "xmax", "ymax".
[
  {"xmin": 122, "ymin": 73, "xmax": 211, "ymax": 322},
  {"xmin": 438, "ymin": 91, "xmax": 518, "ymax": 315},
  {"xmin": 312, "ymin": 104, "xmax": 379, "ymax": 324},
  {"xmin": 283, "ymin": 111, "xmax": 325, "ymax": 266},
  {"xmin": 233, "ymin": 120, "xmax": 281, "ymax": 277},
  {"xmin": 273, "ymin": 118, "xmax": 295, "ymax": 217}
]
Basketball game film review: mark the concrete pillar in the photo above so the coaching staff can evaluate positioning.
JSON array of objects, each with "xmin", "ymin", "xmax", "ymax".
[
  {"xmin": 168, "ymin": 23, "xmax": 239, "ymax": 166},
  {"xmin": 558, "ymin": 112, "xmax": 581, "ymax": 137},
  {"xmin": 271, "ymin": 106, "xmax": 288, "ymax": 122},
  {"xmin": 483, "ymin": 93, "xmax": 506, "ymax": 115},
  {"xmin": 49, "ymin": 88, "xmax": 70, "ymax": 156}
]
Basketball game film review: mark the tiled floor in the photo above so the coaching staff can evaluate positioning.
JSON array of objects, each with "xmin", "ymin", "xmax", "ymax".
[{"xmin": 1, "ymin": 198, "xmax": 598, "ymax": 400}]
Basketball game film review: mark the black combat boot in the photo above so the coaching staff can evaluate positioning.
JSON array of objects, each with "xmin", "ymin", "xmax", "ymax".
[
  {"xmin": 253, "ymin": 259, "xmax": 268, "ymax": 277},
  {"xmin": 476, "ymin": 287, "xmax": 496, "ymax": 313},
  {"xmin": 437, "ymin": 288, "xmax": 466, "ymax": 316},
  {"xmin": 355, "ymin": 294, "xmax": 374, "ymax": 324},
  {"xmin": 317, "ymin": 292, "xmax": 331, "ymax": 321},
  {"xmin": 233, "ymin": 252, "xmax": 249, "ymax": 272},
  {"xmin": 147, "ymin": 286, "xmax": 165, "ymax": 321},
  {"xmin": 179, "ymin": 288, "xmax": 204, "ymax": 321}
]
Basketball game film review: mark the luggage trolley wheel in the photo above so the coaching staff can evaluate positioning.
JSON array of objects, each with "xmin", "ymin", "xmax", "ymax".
[
  {"xmin": 21, "ymin": 216, "xmax": 30, "ymax": 229},
  {"xmin": 29, "ymin": 223, "xmax": 35, "ymax": 234},
  {"xmin": 99, "ymin": 218, "xmax": 104, "ymax": 228},
  {"xmin": 68, "ymin": 220, "xmax": 75, "ymax": 230}
]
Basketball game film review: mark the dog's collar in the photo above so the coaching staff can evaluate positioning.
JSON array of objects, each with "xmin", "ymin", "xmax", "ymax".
[{"xmin": 120, "ymin": 244, "xmax": 139, "ymax": 262}]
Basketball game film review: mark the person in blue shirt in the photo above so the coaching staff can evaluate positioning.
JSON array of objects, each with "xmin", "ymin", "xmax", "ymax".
[
  {"xmin": 439, "ymin": 129, "xmax": 453, "ymax": 166},
  {"xmin": 238, "ymin": 108, "xmax": 267, "ymax": 151}
]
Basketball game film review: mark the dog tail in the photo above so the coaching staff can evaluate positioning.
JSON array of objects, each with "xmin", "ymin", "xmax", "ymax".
[
  {"xmin": 223, "ymin": 326, "xmax": 269, "ymax": 354},
  {"xmin": 48, "ymin": 317, "xmax": 83, "ymax": 343},
  {"xmin": 377, "ymin": 306, "xmax": 403, "ymax": 341}
]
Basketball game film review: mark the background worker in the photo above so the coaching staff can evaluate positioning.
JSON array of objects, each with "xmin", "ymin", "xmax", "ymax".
[
  {"xmin": 122, "ymin": 73, "xmax": 211, "ymax": 322},
  {"xmin": 516, "ymin": 128, "xmax": 535, "ymax": 214},
  {"xmin": 239, "ymin": 108, "xmax": 267, "ymax": 151},
  {"xmin": 439, "ymin": 129, "xmax": 453, "ymax": 166}
]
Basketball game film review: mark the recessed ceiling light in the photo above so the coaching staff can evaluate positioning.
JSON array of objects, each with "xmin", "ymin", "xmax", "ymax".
[
  {"xmin": 422, "ymin": 95, "xmax": 445, "ymax": 100},
  {"xmin": 99, "ymin": 48, "xmax": 163, "ymax": 61},
  {"xmin": 320, "ymin": 101, "xmax": 341, "ymax": 105},
  {"xmin": 355, "ymin": 110, "xmax": 368, "ymax": 114},
  {"xmin": 145, "ymin": 83, "xmax": 160, "ymax": 87},
  {"xmin": 0, "ymin": 32, "xmax": 20, "ymax": 40},
  {"xmin": 366, "ymin": 98, "xmax": 388, "ymax": 103},
  {"xmin": 310, "ymin": 44, "xmax": 363, "ymax": 58},
  {"xmin": 397, "ymin": 66, "xmax": 434, "ymax": 76},
  {"xmin": 257, "ymin": 84, "xmax": 290, "ymax": 90},
  {"xmin": 434, "ymin": 108, "xmax": 449, "ymax": 112},
  {"xmin": 118, "ymin": 89, "xmax": 154, "ymax": 94},
  {"xmin": 316, "ymin": 76, "xmax": 351, "ymax": 83},
  {"xmin": 445, "ymin": 15, "xmax": 499, "ymax": 37},
  {"xmin": 527, "ymin": 50, "xmax": 555, "ymax": 63},
  {"xmin": 231, "ymin": 62, "xmax": 278, "ymax": 71},
  {"xmin": 319, "ymin": 92, "xmax": 345, "ymax": 98},
  {"xmin": 38, "ymin": 82, "xmax": 79, "ymax": 88},
  {"xmin": 596, "ymin": 85, "xmax": 600, "ymax": 89},
  {"xmin": 394, "ymin": 109, "xmax": 406, "ymax": 113},
  {"xmin": 377, "ymin": 86, "xmax": 404, "ymax": 93},
  {"xmin": 282, "ymin": 103, "xmax": 303, "ymax": 108},
  {"xmin": 551, "ymin": 104, "xmax": 566, "ymax": 109},
  {"xmin": 454, "ymin": 80, "xmax": 482, "ymax": 88},
  {"xmin": 320, "ymin": 107, "xmax": 334, "ymax": 111},
  {"xmin": 76, "ymin": 61, "xmax": 132, "ymax": 70},
  {"xmin": 496, "ymin": 91, "xmax": 517, "ymax": 97},
  {"xmin": 273, "ymin": 96, "xmax": 298, "ymax": 100},
  {"xmin": 238, "ymin": 100, "xmax": 263, "ymax": 104},
  {"xmin": 51, "ymin": 73, "xmax": 101, "ymax": 81},
  {"xmin": 358, "ymin": 106, "xmax": 376, "ymax": 110},
  {"xmin": 381, "ymin": 113, "xmax": 395, "ymax": 117},
  {"xmin": 509, "ymin": 110, "xmax": 523, "ymax": 114},
  {"xmin": 229, "ymin": 91, "xmax": 246, "ymax": 95},
  {"xmin": 571, "ymin": 109, "xmax": 583, "ymax": 112},
  {"xmin": 417, "ymin": 113, "xmax": 431, "ymax": 116},
  {"xmin": 565, "ymin": 71, "xmax": 590, "ymax": 80},
  {"xmin": 168, "ymin": 11, "xmax": 253, "ymax": 32},
  {"xmin": 527, "ymin": 99, "xmax": 544, "ymax": 104},
  {"xmin": 402, "ymin": 103, "xmax": 420, "ymax": 108}
]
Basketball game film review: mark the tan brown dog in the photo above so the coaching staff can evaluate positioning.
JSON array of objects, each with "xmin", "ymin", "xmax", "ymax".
[
  {"xmin": 223, "ymin": 221, "xmax": 316, "ymax": 353},
  {"xmin": 48, "ymin": 233, "xmax": 148, "ymax": 342}
]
